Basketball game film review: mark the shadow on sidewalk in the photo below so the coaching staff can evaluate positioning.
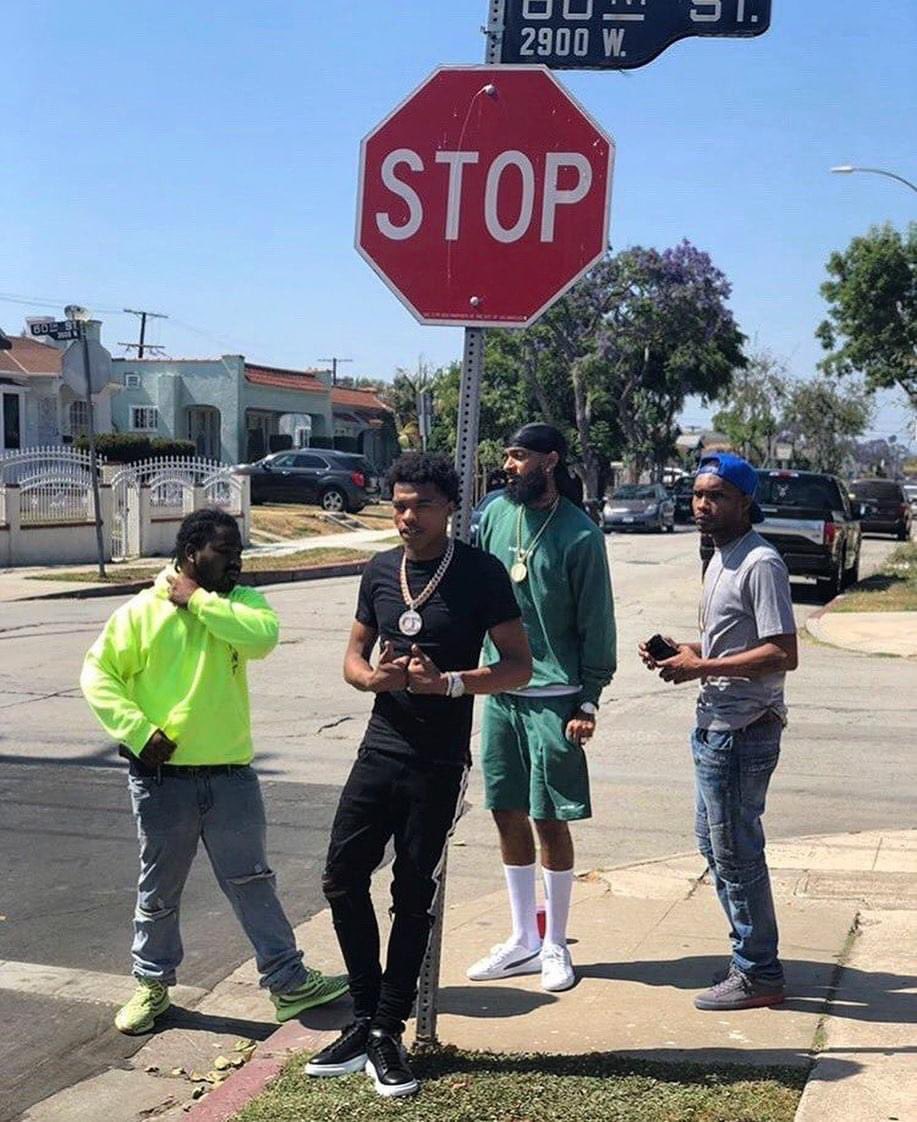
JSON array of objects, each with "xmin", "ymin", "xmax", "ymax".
[
  {"xmin": 159, "ymin": 1006, "xmax": 277, "ymax": 1040},
  {"xmin": 438, "ymin": 985, "xmax": 558, "ymax": 1018},
  {"xmin": 576, "ymin": 955, "xmax": 917, "ymax": 1025}
]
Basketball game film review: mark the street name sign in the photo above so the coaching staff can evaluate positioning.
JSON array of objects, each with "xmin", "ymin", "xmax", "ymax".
[
  {"xmin": 499, "ymin": 0, "xmax": 772, "ymax": 70},
  {"xmin": 356, "ymin": 65, "xmax": 614, "ymax": 328},
  {"xmin": 29, "ymin": 319, "xmax": 82, "ymax": 341}
]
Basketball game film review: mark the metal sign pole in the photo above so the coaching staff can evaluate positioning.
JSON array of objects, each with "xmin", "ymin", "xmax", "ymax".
[
  {"xmin": 81, "ymin": 325, "xmax": 107, "ymax": 580},
  {"xmin": 414, "ymin": 1, "xmax": 505, "ymax": 1049}
]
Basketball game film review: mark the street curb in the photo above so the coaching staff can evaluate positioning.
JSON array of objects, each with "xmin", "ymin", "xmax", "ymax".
[
  {"xmin": 185, "ymin": 1020, "xmax": 336, "ymax": 1121},
  {"xmin": 804, "ymin": 598, "xmax": 912, "ymax": 659},
  {"xmin": 18, "ymin": 560, "xmax": 369, "ymax": 601}
]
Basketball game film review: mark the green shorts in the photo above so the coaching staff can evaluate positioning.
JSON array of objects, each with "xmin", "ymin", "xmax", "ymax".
[{"xmin": 481, "ymin": 693, "xmax": 591, "ymax": 822}]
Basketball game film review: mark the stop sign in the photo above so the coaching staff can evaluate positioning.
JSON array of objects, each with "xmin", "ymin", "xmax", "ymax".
[{"xmin": 356, "ymin": 66, "xmax": 614, "ymax": 328}]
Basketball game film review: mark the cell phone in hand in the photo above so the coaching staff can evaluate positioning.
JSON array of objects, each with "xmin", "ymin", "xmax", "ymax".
[{"xmin": 646, "ymin": 634, "xmax": 680, "ymax": 662}]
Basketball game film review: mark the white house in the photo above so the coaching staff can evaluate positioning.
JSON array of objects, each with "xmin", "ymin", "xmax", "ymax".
[{"xmin": 0, "ymin": 324, "xmax": 120, "ymax": 451}]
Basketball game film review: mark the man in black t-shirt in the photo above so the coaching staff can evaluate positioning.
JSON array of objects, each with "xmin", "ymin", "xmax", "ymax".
[{"xmin": 306, "ymin": 453, "xmax": 531, "ymax": 1099}]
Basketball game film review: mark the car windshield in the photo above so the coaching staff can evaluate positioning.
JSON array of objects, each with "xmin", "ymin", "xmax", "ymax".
[
  {"xmin": 612, "ymin": 485, "xmax": 657, "ymax": 500},
  {"xmin": 757, "ymin": 473, "xmax": 843, "ymax": 511},
  {"xmin": 851, "ymin": 480, "xmax": 901, "ymax": 500}
]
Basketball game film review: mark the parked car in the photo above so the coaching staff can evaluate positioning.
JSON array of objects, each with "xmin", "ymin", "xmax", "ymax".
[
  {"xmin": 603, "ymin": 483, "xmax": 675, "ymax": 533},
  {"xmin": 904, "ymin": 482, "xmax": 917, "ymax": 515},
  {"xmin": 669, "ymin": 475, "xmax": 696, "ymax": 524},
  {"xmin": 700, "ymin": 469, "xmax": 865, "ymax": 601},
  {"xmin": 470, "ymin": 488, "xmax": 505, "ymax": 547},
  {"xmin": 849, "ymin": 479, "xmax": 913, "ymax": 541},
  {"xmin": 233, "ymin": 450, "xmax": 380, "ymax": 513}
]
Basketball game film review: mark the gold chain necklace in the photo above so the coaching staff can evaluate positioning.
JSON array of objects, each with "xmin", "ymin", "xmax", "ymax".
[
  {"xmin": 398, "ymin": 539, "xmax": 455, "ymax": 636},
  {"xmin": 511, "ymin": 498, "xmax": 561, "ymax": 583}
]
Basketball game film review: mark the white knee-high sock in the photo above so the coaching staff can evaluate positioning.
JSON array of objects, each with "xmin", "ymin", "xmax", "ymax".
[
  {"xmin": 503, "ymin": 863, "xmax": 540, "ymax": 949},
  {"xmin": 542, "ymin": 867, "xmax": 574, "ymax": 948}
]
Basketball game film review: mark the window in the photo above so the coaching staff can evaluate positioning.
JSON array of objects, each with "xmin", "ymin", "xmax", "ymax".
[
  {"xmin": 293, "ymin": 454, "xmax": 328, "ymax": 469},
  {"xmin": 2, "ymin": 391, "xmax": 22, "ymax": 450},
  {"xmin": 69, "ymin": 400, "xmax": 93, "ymax": 438},
  {"xmin": 124, "ymin": 373, "xmax": 141, "ymax": 389},
  {"xmin": 131, "ymin": 406, "xmax": 159, "ymax": 431}
]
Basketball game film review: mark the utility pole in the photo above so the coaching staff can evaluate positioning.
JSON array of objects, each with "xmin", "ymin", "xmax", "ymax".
[
  {"xmin": 123, "ymin": 308, "xmax": 168, "ymax": 358},
  {"xmin": 318, "ymin": 356, "xmax": 352, "ymax": 450}
]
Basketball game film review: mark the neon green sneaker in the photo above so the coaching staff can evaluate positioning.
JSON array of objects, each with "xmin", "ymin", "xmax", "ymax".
[
  {"xmin": 271, "ymin": 968, "xmax": 349, "ymax": 1023},
  {"xmin": 114, "ymin": 979, "xmax": 170, "ymax": 1035}
]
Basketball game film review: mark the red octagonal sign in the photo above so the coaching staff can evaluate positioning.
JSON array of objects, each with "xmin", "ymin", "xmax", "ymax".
[{"xmin": 356, "ymin": 66, "xmax": 615, "ymax": 328}]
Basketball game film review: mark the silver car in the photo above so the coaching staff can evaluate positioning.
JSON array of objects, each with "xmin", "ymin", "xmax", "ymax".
[{"xmin": 603, "ymin": 483, "xmax": 675, "ymax": 533}]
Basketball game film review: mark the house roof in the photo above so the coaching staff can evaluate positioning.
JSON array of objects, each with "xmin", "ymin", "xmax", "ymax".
[
  {"xmin": 0, "ymin": 334, "xmax": 62, "ymax": 376},
  {"xmin": 331, "ymin": 386, "xmax": 391, "ymax": 414},
  {"xmin": 244, "ymin": 363, "xmax": 329, "ymax": 395}
]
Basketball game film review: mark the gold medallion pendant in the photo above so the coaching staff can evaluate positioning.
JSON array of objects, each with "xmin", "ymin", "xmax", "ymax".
[{"xmin": 510, "ymin": 561, "xmax": 528, "ymax": 584}]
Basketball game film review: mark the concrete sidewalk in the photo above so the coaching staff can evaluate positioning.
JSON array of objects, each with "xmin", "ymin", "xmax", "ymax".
[
  {"xmin": 19, "ymin": 829, "xmax": 916, "ymax": 1122},
  {"xmin": 806, "ymin": 609, "xmax": 917, "ymax": 659}
]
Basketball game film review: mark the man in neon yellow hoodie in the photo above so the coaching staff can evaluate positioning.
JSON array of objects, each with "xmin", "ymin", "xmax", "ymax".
[{"xmin": 81, "ymin": 508, "xmax": 347, "ymax": 1034}]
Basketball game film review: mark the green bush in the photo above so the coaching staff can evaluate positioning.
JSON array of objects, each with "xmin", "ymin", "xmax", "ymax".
[{"xmin": 75, "ymin": 433, "xmax": 197, "ymax": 463}]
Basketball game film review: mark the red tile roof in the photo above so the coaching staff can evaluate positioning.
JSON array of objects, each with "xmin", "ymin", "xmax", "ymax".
[
  {"xmin": 0, "ymin": 334, "xmax": 62, "ymax": 376},
  {"xmin": 244, "ymin": 364, "xmax": 329, "ymax": 395},
  {"xmin": 331, "ymin": 386, "xmax": 392, "ymax": 413}
]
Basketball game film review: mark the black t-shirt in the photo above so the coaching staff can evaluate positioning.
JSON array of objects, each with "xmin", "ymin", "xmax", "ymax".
[{"xmin": 355, "ymin": 540, "xmax": 521, "ymax": 765}]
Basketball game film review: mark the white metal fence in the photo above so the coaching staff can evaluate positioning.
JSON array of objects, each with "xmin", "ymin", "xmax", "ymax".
[{"xmin": 1, "ymin": 447, "xmax": 246, "ymax": 562}]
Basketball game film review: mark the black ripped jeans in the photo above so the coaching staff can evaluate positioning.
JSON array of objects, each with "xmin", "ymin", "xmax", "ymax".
[{"xmin": 322, "ymin": 748, "xmax": 467, "ymax": 1034}]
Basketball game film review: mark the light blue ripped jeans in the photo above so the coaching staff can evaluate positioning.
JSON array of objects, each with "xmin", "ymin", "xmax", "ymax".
[
  {"xmin": 692, "ymin": 717, "xmax": 784, "ymax": 985},
  {"xmin": 127, "ymin": 764, "xmax": 307, "ymax": 993}
]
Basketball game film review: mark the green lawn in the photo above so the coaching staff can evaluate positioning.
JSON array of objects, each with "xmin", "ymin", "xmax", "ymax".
[
  {"xmin": 834, "ymin": 541, "xmax": 917, "ymax": 612},
  {"xmin": 26, "ymin": 548, "xmax": 370, "ymax": 584},
  {"xmin": 231, "ymin": 1047, "xmax": 805, "ymax": 1122}
]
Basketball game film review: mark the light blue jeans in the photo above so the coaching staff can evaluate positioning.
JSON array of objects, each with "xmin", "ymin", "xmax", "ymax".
[
  {"xmin": 692, "ymin": 718, "xmax": 784, "ymax": 984},
  {"xmin": 128, "ymin": 764, "xmax": 307, "ymax": 993}
]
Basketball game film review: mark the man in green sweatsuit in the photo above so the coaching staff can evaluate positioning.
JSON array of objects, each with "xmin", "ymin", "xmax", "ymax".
[
  {"xmin": 81, "ymin": 508, "xmax": 346, "ymax": 1034},
  {"xmin": 467, "ymin": 424, "xmax": 616, "ymax": 994}
]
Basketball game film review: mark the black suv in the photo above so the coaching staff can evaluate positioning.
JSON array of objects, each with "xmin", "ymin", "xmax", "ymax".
[
  {"xmin": 234, "ymin": 450, "xmax": 380, "ymax": 513},
  {"xmin": 701, "ymin": 470, "xmax": 865, "ymax": 601},
  {"xmin": 849, "ymin": 479, "xmax": 912, "ymax": 541}
]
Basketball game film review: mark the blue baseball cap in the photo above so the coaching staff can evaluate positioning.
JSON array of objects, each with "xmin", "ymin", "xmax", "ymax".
[{"xmin": 696, "ymin": 452, "xmax": 764, "ymax": 523}]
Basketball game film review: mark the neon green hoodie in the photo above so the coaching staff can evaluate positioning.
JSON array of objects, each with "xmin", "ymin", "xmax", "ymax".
[{"xmin": 80, "ymin": 568, "xmax": 279, "ymax": 765}]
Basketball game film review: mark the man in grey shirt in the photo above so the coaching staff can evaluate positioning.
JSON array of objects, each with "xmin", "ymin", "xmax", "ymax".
[{"xmin": 640, "ymin": 453, "xmax": 798, "ymax": 1011}]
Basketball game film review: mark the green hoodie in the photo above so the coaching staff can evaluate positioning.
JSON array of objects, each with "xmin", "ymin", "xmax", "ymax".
[
  {"xmin": 80, "ymin": 568, "xmax": 279, "ymax": 765},
  {"xmin": 480, "ymin": 495, "xmax": 616, "ymax": 706}
]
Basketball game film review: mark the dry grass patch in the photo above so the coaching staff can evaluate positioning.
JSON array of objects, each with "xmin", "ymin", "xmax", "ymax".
[{"xmin": 834, "ymin": 541, "xmax": 917, "ymax": 612}]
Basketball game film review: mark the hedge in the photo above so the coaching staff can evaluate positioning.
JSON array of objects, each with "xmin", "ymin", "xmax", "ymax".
[{"xmin": 75, "ymin": 434, "xmax": 197, "ymax": 463}]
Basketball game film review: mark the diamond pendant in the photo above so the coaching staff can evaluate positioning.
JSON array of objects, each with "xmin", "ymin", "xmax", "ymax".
[
  {"xmin": 510, "ymin": 561, "xmax": 528, "ymax": 584},
  {"xmin": 398, "ymin": 609, "xmax": 423, "ymax": 636}
]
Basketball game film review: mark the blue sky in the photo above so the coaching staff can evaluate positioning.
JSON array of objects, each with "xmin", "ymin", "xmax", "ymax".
[{"xmin": 4, "ymin": 1, "xmax": 915, "ymax": 446}]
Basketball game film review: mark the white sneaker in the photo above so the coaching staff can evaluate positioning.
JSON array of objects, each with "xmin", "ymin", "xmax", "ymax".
[
  {"xmin": 466, "ymin": 940, "xmax": 542, "ymax": 981},
  {"xmin": 540, "ymin": 942, "xmax": 575, "ymax": 992}
]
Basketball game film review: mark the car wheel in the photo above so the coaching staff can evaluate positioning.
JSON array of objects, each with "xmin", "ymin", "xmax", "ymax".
[
  {"xmin": 664, "ymin": 518, "xmax": 675, "ymax": 533},
  {"xmin": 816, "ymin": 560, "xmax": 844, "ymax": 603},
  {"xmin": 842, "ymin": 551, "xmax": 860, "ymax": 589},
  {"xmin": 897, "ymin": 523, "xmax": 909, "ymax": 541},
  {"xmin": 320, "ymin": 487, "xmax": 348, "ymax": 513}
]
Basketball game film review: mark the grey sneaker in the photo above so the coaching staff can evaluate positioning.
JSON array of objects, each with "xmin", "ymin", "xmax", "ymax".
[{"xmin": 695, "ymin": 969, "xmax": 784, "ymax": 1011}]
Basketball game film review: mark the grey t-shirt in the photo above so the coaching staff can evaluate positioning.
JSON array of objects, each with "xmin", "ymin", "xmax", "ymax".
[{"xmin": 696, "ymin": 530, "xmax": 796, "ymax": 732}]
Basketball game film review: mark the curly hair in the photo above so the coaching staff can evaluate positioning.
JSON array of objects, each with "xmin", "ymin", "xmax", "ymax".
[
  {"xmin": 173, "ymin": 507, "xmax": 240, "ymax": 565},
  {"xmin": 385, "ymin": 452, "xmax": 460, "ymax": 504}
]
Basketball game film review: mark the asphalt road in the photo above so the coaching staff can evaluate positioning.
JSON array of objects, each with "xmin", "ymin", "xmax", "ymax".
[{"xmin": 0, "ymin": 527, "xmax": 912, "ymax": 1118}]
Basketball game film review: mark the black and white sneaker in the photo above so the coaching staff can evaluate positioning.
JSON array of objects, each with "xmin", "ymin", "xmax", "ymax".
[
  {"xmin": 364, "ymin": 1028, "xmax": 419, "ymax": 1098},
  {"xmin": 304, "ymin": 1019, "xmax": 371, "ymax": 1077}
]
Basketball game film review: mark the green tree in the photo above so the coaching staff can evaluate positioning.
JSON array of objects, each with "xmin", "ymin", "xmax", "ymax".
[
  {"xmin": 817, "ymin": 222, "xmax": 917, "ymax": 406},
  {"xmin": 712, "ymin": 349, "xmax": 790, "ymax": 466},
  {"xmin": 782, "ymin": 376, "xmax": 873, "ymax": 475},
  {"xmin": 488, "ymin": 242, "xmax": 745, "ymax": 498},
  {"xmin": 380, "ymin": 358, "xmax": 436, "ymax": 448}
]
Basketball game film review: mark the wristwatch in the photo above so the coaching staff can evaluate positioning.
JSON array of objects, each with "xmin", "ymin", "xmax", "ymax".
[
  {"xmin": 578, "ymin": 702, "xmax": 598, "ymax": 717},
  {"xmin": 445, "ymin": 671, "xmax": 467, "ymax": 699}
]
